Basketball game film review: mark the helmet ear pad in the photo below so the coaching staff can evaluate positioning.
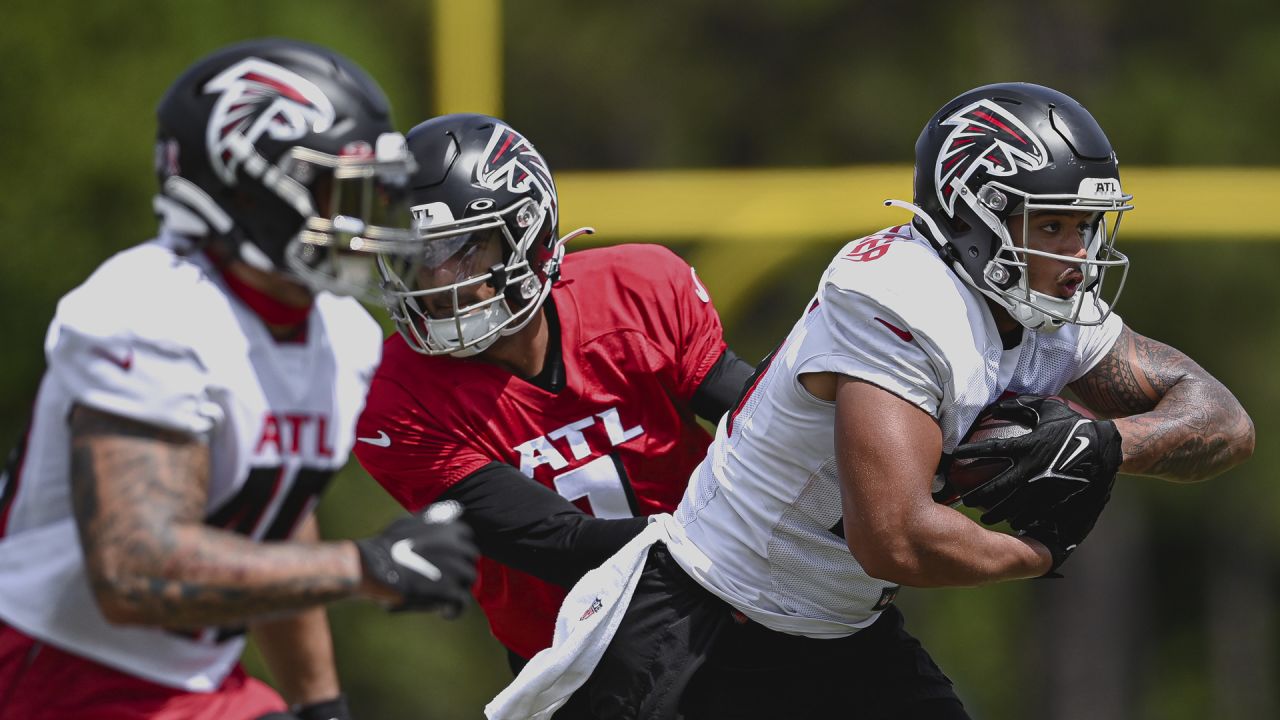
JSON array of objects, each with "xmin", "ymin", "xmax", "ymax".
[
  {"xmin": 933, "ymin": 186, "xmax": 1024, "ymax": 294},
  {"xmin": 501, "ymin": 217, "xmax": 558, "ymax": 309},
  {"xmin": 463, "ymin": 199, "xmax": 558, "ymax": 315},
  {"xmin": 219, "ymin": 181, "xmax": 310, "ymax": 266}
]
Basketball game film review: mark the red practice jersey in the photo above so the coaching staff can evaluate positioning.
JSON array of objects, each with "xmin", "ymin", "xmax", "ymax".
[{"xmin": 355, "ymin": 244, "xmax": 726, "ymax": 658}]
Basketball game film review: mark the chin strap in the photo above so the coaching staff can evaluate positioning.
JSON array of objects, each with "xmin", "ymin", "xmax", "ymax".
[
  {"xmin": 155, "ymin": 178, "xmax": 282, "ymax": 276},
  {"xmin": 883, "ymin": 198, "xmax": 989, "ymax": 294},
  {"xmin": 157, "ymin": 176, "xmax": 235, "ymax": 235},
  {"xmin": 153, "ymin": 195, "xmax": 211, "ymax": 240}
]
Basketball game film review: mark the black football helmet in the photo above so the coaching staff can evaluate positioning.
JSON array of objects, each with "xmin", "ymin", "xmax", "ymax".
[
  {"xmin": 376, "ymin": 113, "xmax": 592, "ymax": 356},
  {"xmin": 887, "ymin": 82, "xmax": 1132, "ymax": 330},
  {"xmin": 153, "ymin": 38, "xmax": 416, "ymax": 297}
]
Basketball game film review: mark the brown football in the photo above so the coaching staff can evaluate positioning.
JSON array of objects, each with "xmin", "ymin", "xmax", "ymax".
[{"xmin": 933, "ymin": 395, "xmax": 1095, "ymax": 508}]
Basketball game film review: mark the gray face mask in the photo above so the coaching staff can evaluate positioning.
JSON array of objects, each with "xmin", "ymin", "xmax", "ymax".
[{"xmin": 376, "ymin": 198, "xmax": 545, "ymax": 357}]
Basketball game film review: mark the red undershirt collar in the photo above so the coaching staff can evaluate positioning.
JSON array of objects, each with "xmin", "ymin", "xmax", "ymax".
[{"xmin": 207, "ymin": 251, "xmax": 313, "ymax": 341}]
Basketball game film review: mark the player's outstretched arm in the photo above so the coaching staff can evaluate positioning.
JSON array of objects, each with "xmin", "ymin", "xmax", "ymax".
[
  {"xmin": 69, "ymin": 405, "xmax": 476, "ymax": 627},
  {"xmin": 830, "ymin": 376, "xmax": 1053, "ymax": 586},
  {"xmin": 439, "ymin": 463, "xmax": 648, "ymax": 588},
  {"xmin": 1069, "ymin": 325, "xmax": 1255, "ymax": 482}
]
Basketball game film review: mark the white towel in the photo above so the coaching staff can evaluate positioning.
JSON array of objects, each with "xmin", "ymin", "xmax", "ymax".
[{"xmin": 485, "ymin": 514, "xmax": 674, "ymax": 720}]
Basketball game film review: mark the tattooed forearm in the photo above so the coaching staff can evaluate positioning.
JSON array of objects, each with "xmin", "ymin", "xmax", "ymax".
[
  {"xmin": 69, "ymin": 405, "xmax": 361, "ymax": 628},
  {"xmin": 1070, "ymin": 327, "xmax": 1255, "ymax": 482},
  {"xmin": 107, "ymin": 528, "xmax": 360, "ymax": 628},
  {"xmin": 1113, "ymin": 379, "xmax": 1249, "ymax": 481}
]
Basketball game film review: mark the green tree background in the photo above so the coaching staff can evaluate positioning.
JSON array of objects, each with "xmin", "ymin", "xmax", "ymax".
[{"xmin": 1, "ymin": 1, "xmax": 1277, "ymax": 718}]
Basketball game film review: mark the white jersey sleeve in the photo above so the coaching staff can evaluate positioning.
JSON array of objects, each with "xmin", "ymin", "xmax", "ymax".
[
  {"xmin": 791, "ymin": 229, "xmax": 979, "ymax": 418},
  {"xmin": 45, "ymin": 325, "xmax": 221, "ymax": 435},
  {"xmin": 793, "ymin": 285, "xmax": 946, "ymax": 416},
  {"xmin": 44, "ymin": 242, "xmax": 232, "ymax": 435}
]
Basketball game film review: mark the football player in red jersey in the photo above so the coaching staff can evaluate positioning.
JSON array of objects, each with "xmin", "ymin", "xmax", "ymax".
[
  {"xmin": 0, "ymin": 40, "xmax": 478, "ymax": 720},
  {"xmin": 352, "ymin": 114, "xmax": 753, "ymax": 674}
]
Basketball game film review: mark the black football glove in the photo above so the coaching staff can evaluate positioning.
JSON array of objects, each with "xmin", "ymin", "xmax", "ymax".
[
  {"xmin": 952, "ymin": 395, "xmax": 1122, "ymax": 529},
  {"xmin": 293, "ymin": 695, "xmax": 353, "ymax": 720},
  {"xmin": 1020, "ymin": 461, "xmax": 1116, "ymax": 576},
  {"xmin": 355, "ymin": 501, "xmax": 478, "ymax": 616}
]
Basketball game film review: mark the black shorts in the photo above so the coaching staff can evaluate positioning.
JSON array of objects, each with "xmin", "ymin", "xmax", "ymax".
[{"xmin": 561, "ymin": 543, "xmax": 968, "ymax": 720}]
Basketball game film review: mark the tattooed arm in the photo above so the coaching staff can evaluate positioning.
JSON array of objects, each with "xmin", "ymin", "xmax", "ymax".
[
  {"xmin": 1069, "ymin": 325, "xmax": 1255, "ymax": 482},
  {"xmin": 69, "ymin": 404, "xmax": 380, "ymax": 628}
]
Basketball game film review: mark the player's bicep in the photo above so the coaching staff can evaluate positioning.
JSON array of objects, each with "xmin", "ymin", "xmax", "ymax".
[
  {"xmin": 69, "ymin": 404, "xmax": 210, "ymax": 590},
  {"xmin": 1069, "ymin": 324, "xmax": 1196, "ymax": 418},
  {"xmin": 834, "ymin": 377, "xmax": 942, "ymax": 553}
]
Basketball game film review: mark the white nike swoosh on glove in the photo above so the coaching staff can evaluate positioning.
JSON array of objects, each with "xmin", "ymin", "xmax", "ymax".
[
  {"xmin": 390, "ymin": 538, "xmax": 442, "ymax": 580},
  {"xmin": 1062, "ymin": 436, "xmax": 1091, "ymax": 468}
]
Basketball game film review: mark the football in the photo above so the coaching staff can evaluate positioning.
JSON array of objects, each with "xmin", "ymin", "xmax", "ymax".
[{"xmin": 932, "ymin": 395, "xmax": 1095, "ymax": 507}]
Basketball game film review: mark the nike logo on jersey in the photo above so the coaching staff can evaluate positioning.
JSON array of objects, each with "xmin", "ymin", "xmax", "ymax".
[
  {"xmin": 91, "ymin": 346, "xmax": 134, "ymax": 371},
  {"xmin": 390, "ymin": 538, "xmax": 442, "ymax": 581},
  {"xmin": 1061, "ymin": 435, "xmax": 1091, "ymax": 468},
  {"xmin": 689, "ymin": 267, "xmax": 711, "ymax": 303},
  {"xmin": 874, "ymin": 317, "xmax": 914, "ymax": 343},
  {"xmin": 357, "ymin": 430, "xmax": 392, "ymax": 447}
]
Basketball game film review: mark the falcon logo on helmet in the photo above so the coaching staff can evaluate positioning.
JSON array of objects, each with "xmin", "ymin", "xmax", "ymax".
[
  {"xmin": 202, "ymin": 58, "xmax": 336, "ymax": 186},
  {"xmin": 478, "ymin": 125, "xmax": 558, "ymax": 227},
  {"xmin": 934, "ymin": 99, "xmax": 1048, "ymax": 216}
]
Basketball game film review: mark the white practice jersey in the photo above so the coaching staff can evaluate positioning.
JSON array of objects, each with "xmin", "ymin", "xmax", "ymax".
[
  {"xmin": 666, "ymin": 224, "xmax": 1122, "ymax": 638},
  {"xmin": 0, "ymin": 234, "xmax": 381, "ymax": 691}
]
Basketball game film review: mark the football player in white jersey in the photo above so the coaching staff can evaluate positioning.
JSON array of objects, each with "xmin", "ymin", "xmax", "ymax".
[
  {"xmin": 486, "ymin": 83, "xmax": 1254, "ymax": 720},
  {"xmin": 0, "ymin": 40, "xmax": 478, "ymax": 720}
]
